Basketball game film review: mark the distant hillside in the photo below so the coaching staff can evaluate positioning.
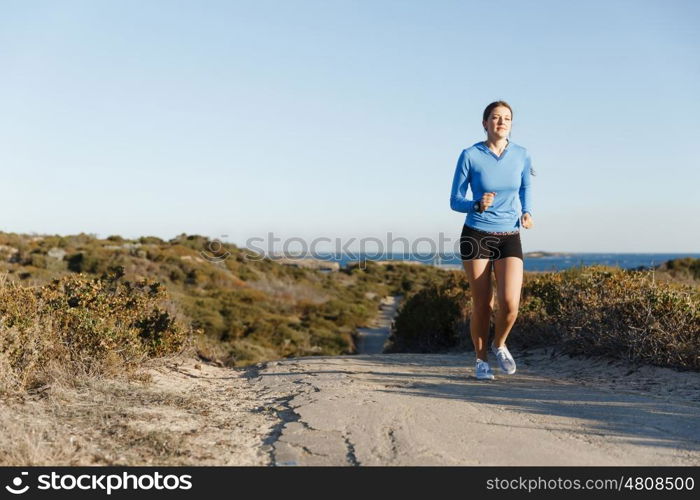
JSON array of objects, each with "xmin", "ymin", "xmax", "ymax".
[{"xmin": 0, "ymin": 232, "xmax": 447, "ymax": 366}]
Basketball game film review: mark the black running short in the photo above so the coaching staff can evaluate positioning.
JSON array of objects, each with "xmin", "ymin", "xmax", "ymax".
[{"xmin": 459, "ymin": 224, "xmax": 523, "ymax": 261}]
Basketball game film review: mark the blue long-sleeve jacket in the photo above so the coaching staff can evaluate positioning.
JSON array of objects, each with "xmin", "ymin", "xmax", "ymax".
[{"xmin": 449, "ymin": 140, "xmax": 534, "ymax": 232}]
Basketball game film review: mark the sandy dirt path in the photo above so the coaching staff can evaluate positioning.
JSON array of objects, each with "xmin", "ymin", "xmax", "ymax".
[
  {"xmin": 355, "ymin": 295, "xmax": 401, "ymax": 354},
  {"xmin": 5, "ymin": 348, "xmax": 696, "ymax": 466},
  {"xmin": 246, "ymin": 350, "xmax": 700, "ymax": 466}
]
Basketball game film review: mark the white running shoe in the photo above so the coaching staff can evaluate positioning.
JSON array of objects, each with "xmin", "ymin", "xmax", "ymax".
[
  {"xmin": 475, "ymin": 359, "xmax": 495, "ymax": 380},
  {"xmin": 491, "ymin": 343, "xmax": 516, "ymax": 374}
]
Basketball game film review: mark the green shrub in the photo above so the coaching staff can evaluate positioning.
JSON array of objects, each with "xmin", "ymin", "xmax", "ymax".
[
  {"xmin": 658, "ymin": 257, "xmax": 700, "ymax": 281},
  {"xmin": 386, "ymin": 273, "xmax": 470, "ymax": 352}
]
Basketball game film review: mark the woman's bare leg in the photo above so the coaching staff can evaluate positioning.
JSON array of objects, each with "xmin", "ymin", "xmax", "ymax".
[
  {"xmin": 462, "ymin": 259, "xmax": 495, "ymax": 360},
  {"xmin": 492, "ymin": 256, "xmax": 523, "ymax": 348}
]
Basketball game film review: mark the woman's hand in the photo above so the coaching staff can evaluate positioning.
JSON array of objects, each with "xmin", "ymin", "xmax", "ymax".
[
  {"xmin": 521, "ymin": 212, "xmax": 533, "ymax": 229},
  {"xmin": 480, "ymin": 192, "xmax": 496, "ymax": 211}
]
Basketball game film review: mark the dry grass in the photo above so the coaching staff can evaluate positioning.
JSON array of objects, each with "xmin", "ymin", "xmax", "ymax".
[{"xmin": 0, "ymin": 357, "xmax": 276, "ymax": 466}]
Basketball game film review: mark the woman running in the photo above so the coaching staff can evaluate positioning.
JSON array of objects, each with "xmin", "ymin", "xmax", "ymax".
[{"xmin": 449, "ymin": 100, "xmax": 534, "ymax": 380}]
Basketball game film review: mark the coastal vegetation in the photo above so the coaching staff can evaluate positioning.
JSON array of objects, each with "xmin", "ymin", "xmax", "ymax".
[{"xmin": 1, "ymin": 230, "xmax": 698, "ymax": 398}]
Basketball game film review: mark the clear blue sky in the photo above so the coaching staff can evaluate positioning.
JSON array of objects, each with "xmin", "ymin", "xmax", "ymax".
[{"xmin": 1, "ymin": 0, "xmax": 699, "ymax": 253}]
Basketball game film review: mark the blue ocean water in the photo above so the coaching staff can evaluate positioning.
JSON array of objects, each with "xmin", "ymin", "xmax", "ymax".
[{"xmin": 314, "ymin": 253, "xmax": 700, "ymax": 272}]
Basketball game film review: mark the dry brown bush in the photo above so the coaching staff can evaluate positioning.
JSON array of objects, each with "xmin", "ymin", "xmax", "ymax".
[{"xmin": 0, "ymin": 267, "xmax": 196, "ymax": 393}]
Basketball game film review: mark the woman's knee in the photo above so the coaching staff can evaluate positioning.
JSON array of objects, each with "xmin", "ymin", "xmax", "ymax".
[
  {"xmin": 471, "ymin": 299, "xmax": 493, "ymax": 316},
  {"xmin": 498, "ymin": 299, "xmax": 520, "ymax": 319}
]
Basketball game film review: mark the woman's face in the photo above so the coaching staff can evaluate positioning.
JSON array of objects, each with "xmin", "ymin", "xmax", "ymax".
[{"xmin": 483, "ymin": 106, "xmax": 512, "ymax": 140}]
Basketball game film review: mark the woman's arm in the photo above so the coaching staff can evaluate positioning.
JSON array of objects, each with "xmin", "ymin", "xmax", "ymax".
[
  {"xmin": 519, "ymin": 152, "xmax": 534, "ymax": 216},
  {"xmin": 449, "ymin": 150, "xmax": 477, "ymax": 213}
]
